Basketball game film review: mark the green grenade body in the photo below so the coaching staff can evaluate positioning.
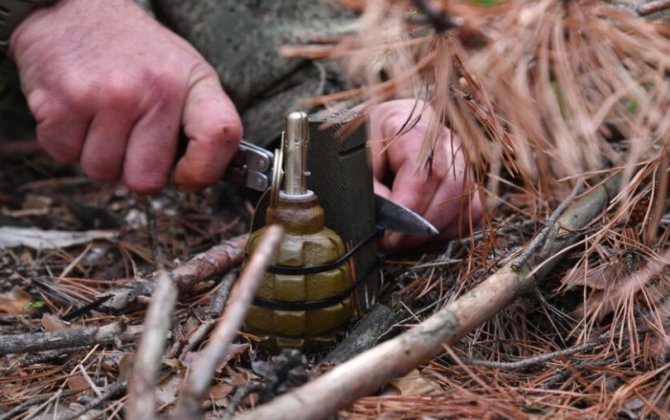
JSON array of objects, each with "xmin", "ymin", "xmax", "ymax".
[{"xmin": 245, "ymin": 192, "xmax": 352, "ymax": 351}]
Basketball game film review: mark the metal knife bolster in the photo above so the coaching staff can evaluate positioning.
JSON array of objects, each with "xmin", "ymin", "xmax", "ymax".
[{"xmin": 223, "ymin": 141, "xmax": 274, "ymax": 192}]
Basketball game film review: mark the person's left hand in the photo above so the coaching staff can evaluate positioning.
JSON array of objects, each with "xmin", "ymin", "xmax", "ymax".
[{"xmin": 368, "ymin": 99, "xmax": 483, "ymax": 252}]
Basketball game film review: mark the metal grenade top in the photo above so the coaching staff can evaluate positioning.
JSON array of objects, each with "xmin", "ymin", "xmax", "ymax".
[{"xmin": 244, "ymin": 111, "xmax": 353, "ymax": 352}]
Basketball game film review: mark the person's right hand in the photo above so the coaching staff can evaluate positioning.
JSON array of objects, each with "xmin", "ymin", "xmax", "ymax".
[{"xmin": 9, "ymin": 0, "xmax": 242, "ymax": 194}]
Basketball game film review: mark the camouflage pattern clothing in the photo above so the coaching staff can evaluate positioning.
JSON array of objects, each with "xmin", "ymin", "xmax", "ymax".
[{"xmin": 154, "ymin": 0, "xmax": 354, "ymax": 145}]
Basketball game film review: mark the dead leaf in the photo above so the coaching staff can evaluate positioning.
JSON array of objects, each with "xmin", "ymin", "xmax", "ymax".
[
  {"xmin": 118, "ymin": 353, "xmax": 135, "ymax": 381},
  {"xmin": 182, "ymin": 343, "xmax": 250, "ymax": 371},
  {"xmin": 41, "ymin": 314, "xmax": 69, "ymax": 331},
  {"xmin": 562, "ymin": 264, "xmax": 612, "ymax": 290},
  {"xmin": 0, "ymin": 287, "xmax": 33, "ymax": 314},
  {"xmin": 66, "ymin": 374, "xmax": 90, "ymax": 392},
  {"xmin": 210, "ymin": 382, "xmax": 234, "ymax": 401},
  {"xmin": 23, "ymin": 194, "xmax": 52, "ymax": 211},
  {"xmin": 156, "ymin": 373, "xmax": 184, "ymax": 405},
  {"xmin": 384, "ymin": 369, "xmax": 443, "ymax": 396},
  {"xmin": 162, "ymin": 358, "xmax": 182, "ymax": 371}
]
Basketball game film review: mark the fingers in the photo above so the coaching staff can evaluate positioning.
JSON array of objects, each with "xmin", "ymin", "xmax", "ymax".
[
  {"xmin": 381, "ymin": 161, "xmax": 450, "ymax": 252},
  {"xmin": 174, "ymin": 72, "xmax": 242, "ymax": 193},
  {"xmin": 369, "ymin": 99, "xmax": 482, "ymax": 252},
  {"xmin": 123, "ymin": 99, "xmax": 182, "ymax": 194},
  {"xmin": 79, "ymin": 108, "xmax": 134, "ymax": 182},
  {"xmin": 372, "ymin": 178, "xmax": 392, "ymax": 199},
  {"xmin": 30, "ymin": 89, "xmax": 90, "ymax": 164}
]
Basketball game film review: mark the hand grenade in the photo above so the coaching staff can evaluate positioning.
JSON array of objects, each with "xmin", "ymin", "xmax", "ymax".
[{"xmin": 244, "ymin": 111, "xmax": 353, "ymax": 351}]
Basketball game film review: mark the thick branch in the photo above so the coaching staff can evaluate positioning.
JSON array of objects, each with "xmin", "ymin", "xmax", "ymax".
[{"xmin": 233, "ymin": 178, "xmax": 619, "ymax": 420}]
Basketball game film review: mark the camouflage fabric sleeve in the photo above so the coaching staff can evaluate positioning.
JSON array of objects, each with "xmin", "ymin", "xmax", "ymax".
[{"xmin": 153, "ymin": 0, "xmax": 355, "ymax": 146}]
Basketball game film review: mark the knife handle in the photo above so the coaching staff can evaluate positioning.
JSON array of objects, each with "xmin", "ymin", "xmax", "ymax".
[{"xmin": 222, "ymin": 140, "xmax": 274, "ymax": 192}]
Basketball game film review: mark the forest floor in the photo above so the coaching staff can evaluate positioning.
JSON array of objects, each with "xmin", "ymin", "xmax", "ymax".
[{"xmin": 1, "ymin": 139, "xmax": 669, "ymax": 419}]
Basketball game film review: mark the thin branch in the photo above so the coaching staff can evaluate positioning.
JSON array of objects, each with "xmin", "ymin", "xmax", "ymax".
[
  {"xmin": 175, "ymin": 225, "xmax": 284, "ymax": 419},
  {"xmin": 0, "ymin": 319, "xmax": 137, "ymax": 356},
  {"xmin": 60, "ymin": 380, "xmax": 127, "ymax": 420},
  {"xmin": 126, "ymin": 270, "xmax": 178, "ymax": 420},
  {"xmin": 178, "ymin": 270, "xmax": 239, "ymax": 358},
  {"xmin": 511, "ymin": 180, "xmax": 584, "ymax": 271},
  {"xmin": 637, "ymin": 0, "xmax": 670, "ymax": 16},
  {"xmin": 0, "ymin": 391, "xmax": 76, "ymax": 420},
  {"xmin": 232, "ymin": 178, "xmax": 619, "ymax": 420},
  {"xmin": 460, "ymin": 335, "xmax": 607, "ymax": 371},
  {"xmin": 100, "ymin": 233, "xmax": 248, "ymax": 312}
]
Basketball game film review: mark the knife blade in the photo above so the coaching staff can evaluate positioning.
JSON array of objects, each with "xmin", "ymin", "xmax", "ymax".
[{"xmin": 225, "ymin": 140, "xmax": 438, "ymax": 236}]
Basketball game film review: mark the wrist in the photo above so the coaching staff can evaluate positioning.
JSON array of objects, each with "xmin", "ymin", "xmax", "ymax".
[{"xmin": 0, "ymin": 0, "xmax": 59, "ymax": 55}]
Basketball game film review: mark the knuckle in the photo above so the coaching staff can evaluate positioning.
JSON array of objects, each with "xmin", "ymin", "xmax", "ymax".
[
  {"xmin": 37, "ymin": 135, "xmax": 80, "ymax": 163},
  {"xmin": 26, "ymin": 90, "xmax": 52, "ymax": 121},
  {"xmin": 93, "ymin": 75, "xmax": 143, "ymax": 111},
  {"xmin": 140, "ymin": 68, "xmax": 182, "ymax": 105}
]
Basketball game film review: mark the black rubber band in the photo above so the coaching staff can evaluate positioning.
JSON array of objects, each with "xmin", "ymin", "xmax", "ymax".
[
  {"xmin": 253, "ymin": 228, "xmax": 382, "ymax": 311},
  {"xmin": 266, "ymin": 228, "xmax": 381, "ymax": 275}
]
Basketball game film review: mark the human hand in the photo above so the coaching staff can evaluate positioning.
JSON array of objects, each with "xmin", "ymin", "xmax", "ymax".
[
  {"xmin": 368, "ymin": 99, "xmax": 483, "ymax": 252},
  {"xmin": 10, "ymin": 0, "xmax": 241, "ymax": 194}
]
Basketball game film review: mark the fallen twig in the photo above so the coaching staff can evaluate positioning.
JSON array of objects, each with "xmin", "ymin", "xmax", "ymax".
[
  {"xmin": 7, "ymin": 346, "xmax": 101, "ymax": 418},
  {"xmin": 637, "ymin": 0, "xmax": 670, "ymax": 16},
  {"xmin": 100, "ymin": 234, "xmax": 248, "ymax": 312},
  {"xmin": 175, "ymin": 225, "xmax": 284, "ymax": 419},
  {"xmin": 0, "ymin": 319, "xmax": 137, "ymax": 356},
  {"xmin": 0, "ymin": 391, "xmax": 76, "ymax": 420},
  {"xmin": 177, "ymin": 270, "xmax": 239, "ymax": 358},
  {"xmin": 460, "ymin": 335, "xmax": 607, "ymax": 370},
  {"xmin": 233, "ymin": 178, "xmax": 620, "ymax": 420},
  {"xmin": 511, "ymin": 180, "xmax": 584, "ymax": 270},
  {"xmin": 3, "ymin": 346, "xmax": 89, "ymax": 375},
  {"xmin": 61, "ymin": 380, "xmax": 127, "ymax": 420},
  {"xmin": 126, "ymin": 271, "xmax": 178, "ymax": 420}
]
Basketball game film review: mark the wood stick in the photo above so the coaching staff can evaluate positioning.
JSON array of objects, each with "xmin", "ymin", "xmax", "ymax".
[
  {"xmin": 0, "ymin": 319, "xmax": 137, "ymax": 356},
  {"xmin": 176, "ymin": 270, "xmax": 239, "ymax": 359},
  {"xmin": 60, "ymin": 380, "xmax": 127, "ymax": 420},
  {"xmin": 100, "ymin": 234, "xmax": 248, "ymax": 312},
  {"xmin": 126, "ymin": 271, "xmax": 178, "ymax": 420},
  {"xmin": 233, "ymin": 179, "xmax": 619, "ymax": 420},
  {"xmin": 175, "ymin": 225, "xmax": 284, "ymax": 419},
  {"xmin": 460, "ymin": 335, "xmax": 607, "ymax": 370},
  {"xmin": 637, "ymin": 0, "xmax": 670, "ymax": 16}
]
